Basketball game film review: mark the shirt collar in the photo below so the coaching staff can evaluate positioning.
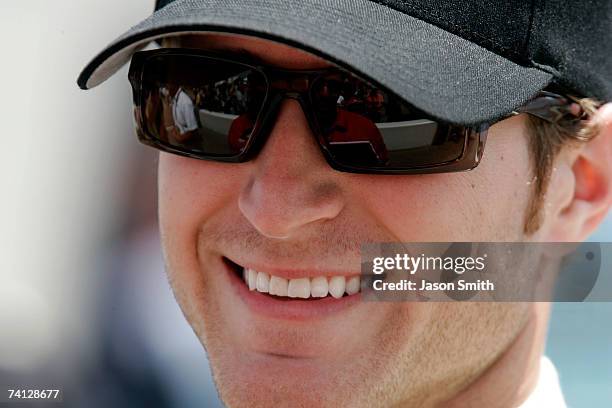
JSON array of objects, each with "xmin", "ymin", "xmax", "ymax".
[{"xmin": 519, "ymin": 356, "xmax": 566, "ymax": 408}]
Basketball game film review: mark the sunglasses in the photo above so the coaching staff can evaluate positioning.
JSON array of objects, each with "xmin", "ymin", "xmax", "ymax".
[{"xmin": 128, "ymin": 48, "xmax": 579, "ymax": 175}]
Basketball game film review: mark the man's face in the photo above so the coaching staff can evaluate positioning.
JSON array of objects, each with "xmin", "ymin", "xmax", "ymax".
[{"xmin": 158, "ymin": 34, "xmax": 541, "ymax": 407}]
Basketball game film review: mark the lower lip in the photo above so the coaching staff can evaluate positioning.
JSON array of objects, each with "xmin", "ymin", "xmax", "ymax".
[{"xmin": 223, "ymin": 261, "xmax": 362, "ymax": 321}]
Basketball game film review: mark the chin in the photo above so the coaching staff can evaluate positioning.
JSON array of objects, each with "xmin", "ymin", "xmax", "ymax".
[
  {"xmin": 209, "ymin": 350, "xmax": 363, "ymax": 408},
  {"xmin": 174, "ymin": 253, "xmax": 399, "ymax": 408}
]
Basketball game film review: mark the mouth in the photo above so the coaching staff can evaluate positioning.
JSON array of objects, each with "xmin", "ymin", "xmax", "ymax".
[
  {"xmin": 222, "ymin": 257, "xmax": 362, "ymax": 320},
  {"xmin": 224, "ymin": 257, "xmax": 361, "ymax": 299}
]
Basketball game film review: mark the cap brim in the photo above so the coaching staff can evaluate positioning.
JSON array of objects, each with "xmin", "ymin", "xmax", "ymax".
[{"xmin": 77, "ymin": 0, "xmax": 553, "ymax": 125}]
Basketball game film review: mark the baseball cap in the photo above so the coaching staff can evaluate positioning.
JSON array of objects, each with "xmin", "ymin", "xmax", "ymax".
[{"xmin": 77, "ymin": 0, "xmax": 612, "ymax": 125}]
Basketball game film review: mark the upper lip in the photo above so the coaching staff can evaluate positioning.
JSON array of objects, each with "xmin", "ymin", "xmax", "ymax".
[{"xmin": 224, "ymin": 255, "xmax": 359, "ymax": 280}]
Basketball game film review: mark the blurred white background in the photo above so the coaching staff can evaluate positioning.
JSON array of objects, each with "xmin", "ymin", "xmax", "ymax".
[
  {"xmin": 0, "ymin": 1, "xmax": 609, "ymax": 407},
  {"xmin": 1, "ymin": 1, "xmax": 221, "ymax": 406},
  {"xmin": 1, "ymin": 0, "xmax": 140, "ymax": 371}
]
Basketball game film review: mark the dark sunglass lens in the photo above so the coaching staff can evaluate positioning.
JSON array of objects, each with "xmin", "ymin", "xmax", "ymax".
[
  {"xmin": 311, "ymin": 74, "xmax": 466, "ymax": 169},
  {"xmin": 139, "ymin": 54, "xmax": 267, "ymax": 156}
]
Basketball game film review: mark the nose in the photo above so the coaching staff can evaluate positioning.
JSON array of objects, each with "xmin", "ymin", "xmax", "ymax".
[{"xmin": 238, "ymin": 100, "xmax": 345, "ymax": 239}]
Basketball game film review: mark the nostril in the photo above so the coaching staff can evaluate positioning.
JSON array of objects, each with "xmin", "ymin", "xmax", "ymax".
[{"xmin": 238, "ymin": 169, "xmax": 345, "ymax": 239}]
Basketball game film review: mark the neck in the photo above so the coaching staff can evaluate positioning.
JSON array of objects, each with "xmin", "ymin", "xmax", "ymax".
[{"xmin": 444, "ymin": 303, "xmax": 551, "ymax": 408}]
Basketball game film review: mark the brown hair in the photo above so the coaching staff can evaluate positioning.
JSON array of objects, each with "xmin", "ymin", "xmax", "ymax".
[{"xmin": 523, "ymin": 97, "xmax": 602, "ymax": 234}]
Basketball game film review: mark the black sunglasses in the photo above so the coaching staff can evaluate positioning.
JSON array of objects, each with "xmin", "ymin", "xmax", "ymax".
[{"xmin": 128, "ymin": 48, "xmax": 580, "ymax": 175}]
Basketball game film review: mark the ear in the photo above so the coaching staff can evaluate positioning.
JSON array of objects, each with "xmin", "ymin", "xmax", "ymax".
[{"xmin": 543, "ymin": 103, "xmax": 612, "ymax": 242}]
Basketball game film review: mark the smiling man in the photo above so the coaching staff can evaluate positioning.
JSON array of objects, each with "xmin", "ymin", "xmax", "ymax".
[{"xmin": 78, "ymin": 1, "xmax": 612, "ymax": 407}]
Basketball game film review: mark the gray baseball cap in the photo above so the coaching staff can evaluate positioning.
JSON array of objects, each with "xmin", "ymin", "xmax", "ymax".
[{"xmin": 77, "ymin": 0, "xmax": 612, "ymax": 125}]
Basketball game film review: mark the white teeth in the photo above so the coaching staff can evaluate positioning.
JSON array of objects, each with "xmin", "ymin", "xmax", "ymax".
[
  {"xmin": 247, "ymin": 268, "xmax": 257, "ymax": 291},
  {"xmin": 269, "ymin": 276, "xmax": 288, "ymax": 296},
  {"xmin": 241, "ymin": 267, "xmax": 360, "ymax": 298},
  {"xmin": 328, "ymin": 276, "xmax": 346, "ymax": 299},
  {"xmin": 310, "ymin": 277, "xmax": 329, "ymax": 298},
  {"xmin": 256, "ymin": 272, "xmax": 270, "ymax": 293},
  {"xmin": 287, "ymin": 278, "xmax": 311, "ymax": 298},
  {"xmin": 346, "ymin": 276, "xmax": 361, "ymax": 295}
]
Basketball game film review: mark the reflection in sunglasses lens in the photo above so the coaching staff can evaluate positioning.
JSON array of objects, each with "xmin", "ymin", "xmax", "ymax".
[
  {"xmin": 142, "ymin": 55, "xmax": 267, "ymax": 156},
  {"xmin": 139, "ymin": 55, "xmax": 466, "ymax": 168},
  {"xmin": 311, "ymin": 73, "xmax": 465, "ymax": 169}
]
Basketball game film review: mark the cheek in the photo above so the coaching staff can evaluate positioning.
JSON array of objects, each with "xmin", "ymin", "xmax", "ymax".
[
  {"xmin": 158, "ymin": 154, "xmax": 242, "ymax": 234},
  {"xmin": 157, "ymin": 153, "xmax": 249, "ymax": 338},
  {"xmin": 158, "ymin": 154, "xmax": 245, "ymax": 275},
  {"xmin": 347, "ymin": 126, "xmax": 534, "ymax": 241}
]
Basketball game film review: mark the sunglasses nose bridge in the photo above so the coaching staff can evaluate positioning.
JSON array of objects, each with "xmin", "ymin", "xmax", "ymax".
[
  {"xmin": 279, "ymin": 91, "xmax": 322, "ymax": 143},
  {"xmin": 263, "ymin": 87, "xmax": 318, "ymax": 129},
  {"xmin": 253, "ymin": 91, "xmax": 323, "ymax": 156}
]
